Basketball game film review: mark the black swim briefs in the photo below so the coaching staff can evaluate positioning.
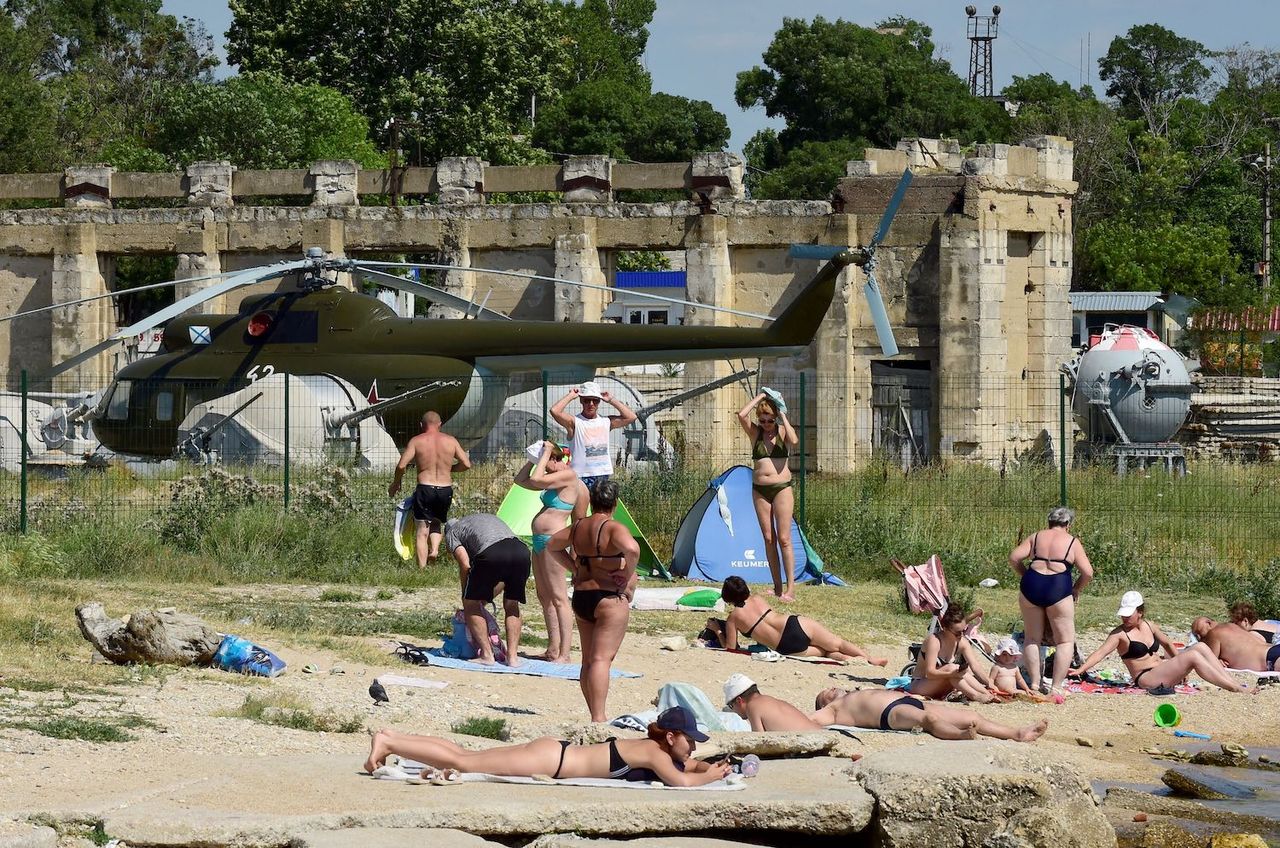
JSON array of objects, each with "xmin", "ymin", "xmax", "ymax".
[
  {"xmin": 412, "ymin": 483, "xmax": 453, "ymax": 524},
  {"xmin": 463, "ymin": 538, "xmax": 531, "ymax": 604}
]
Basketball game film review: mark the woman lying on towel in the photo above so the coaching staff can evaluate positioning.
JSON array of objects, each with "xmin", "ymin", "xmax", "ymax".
[
  {"xmin": 908, "ymin": 603, "xmax": 999, "ymax": 703},
  {"xmin": 364, "ymin": 706, "xmax": 732, "ymax": 787},
  {"xmin": 1070, "ymin": 591, "xmax": 1251, "ymax": 693},
  {"xmin": 720, "ymin": 576, "xmax": 888, "ymax": 666}
]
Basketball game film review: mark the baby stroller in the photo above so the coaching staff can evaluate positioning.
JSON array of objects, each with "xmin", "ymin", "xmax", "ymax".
[{"xmin": 892, "ymin": 555, "xmax": 996, "ymax": 678}]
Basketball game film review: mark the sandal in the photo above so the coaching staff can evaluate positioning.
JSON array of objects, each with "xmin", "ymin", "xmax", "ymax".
[
  {"xmin": 430, "ymin": 768, "xmax": 463, "ymax": 786},
  {"xmin": 394, "ymin": 642, "xmax": 433, "ymax": 666}
]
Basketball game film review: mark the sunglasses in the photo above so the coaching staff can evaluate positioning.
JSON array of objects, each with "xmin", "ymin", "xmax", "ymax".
[
  {"xmin": 757, "ymin": 416, "xmax": 776, "ymax": 423},
  {"xmin": 581, "ymin": 398, "xmax": 600, "ymax": 404}
]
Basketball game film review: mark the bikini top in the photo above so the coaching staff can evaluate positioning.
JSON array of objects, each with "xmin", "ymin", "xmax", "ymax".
[
  {"xmin": 1030, "ymin": 533, "xmax": 1075, "ymax": 572},
  {"xmin": 607, "ymin": 738, "xmax": 684, "ymax": 783},
  {"xmin": 933, "ymin": 635, "xmax": 966, "ymax": 668},
  {"xmin": 574, "ymin": 519, "xmax": 623, "ymax": 569},
  {"xmin": 743, "ymin": 608, "xmax": 771, "ymax": 638},
  {"xmin": 1119, "ymin": 628, "xmax": 1159, "ymax": 660},
  {"xmin": 540, "ymin": 488, "xmax": 575, "ymax": 511},
  {"xmin": 752, "ymin": 430, "xmax": 789, "ymax": 460}
]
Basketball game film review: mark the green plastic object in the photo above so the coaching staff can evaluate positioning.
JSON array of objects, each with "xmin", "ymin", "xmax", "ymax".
[
  {"xmin": 1153, "ymin": 702, "xmax": 1181, "ymax": 728},
  {"xmin": 676, "ymin": 588, "xmax": 721, "ymax": 608}
]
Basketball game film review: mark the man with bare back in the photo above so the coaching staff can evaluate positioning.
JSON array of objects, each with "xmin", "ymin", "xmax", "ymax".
[
  {"xmin": 810, "ymin": 688, "xmax": 1048, "ymax": 742},
  {"xmin": 389, "ymin": 411, "xmax": 471, "ymax": 567},
  {"xmin": 723, "ymin": 674, "xmax": 821, "ymax": 732},
  {"xmin": 1192, "ymin": 617, "xmax": 1280, "ymax": 673}
]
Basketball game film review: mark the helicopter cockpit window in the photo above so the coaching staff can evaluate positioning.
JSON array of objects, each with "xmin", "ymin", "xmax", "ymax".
[
  {"xmin": 155, "ymin": 391, "xmax": 174, "ymax": 422},
  {"xmin": 106, "ymin": 381, "xmax": 131, "ymax": 420}
]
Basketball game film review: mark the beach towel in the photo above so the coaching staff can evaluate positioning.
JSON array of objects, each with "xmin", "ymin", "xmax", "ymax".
[
  {"xmin": 376, "ymin": 674, "xmax": 449, "ymax": 690},
  {"xmin": 411, "ymin": 650, "xmax": 641, "ymax": 680},
  {"xmin": 377, "ymin": 760, "xmax": 744, "ymax": 791},
  {"xmin": 630, "ymin": 587, "xmax": 725, "ymax": 612},
  {"xmin": 827, "ymin": 724, "xmax": 907, "ymax": 734},
  {"xmin": 1065, "ymin": 681, "xmax": 1198, "ymax": 695}
]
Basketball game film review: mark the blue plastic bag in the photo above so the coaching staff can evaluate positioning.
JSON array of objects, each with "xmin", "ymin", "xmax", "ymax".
[{"xmin": 212, "ymin": 634, "xmax": 287, "ymax": 678}]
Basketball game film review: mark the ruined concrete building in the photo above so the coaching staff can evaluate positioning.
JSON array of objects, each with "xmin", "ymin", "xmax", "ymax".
[{"xmin": 0, "ymin": 137, "xmax": 1075, "ymax": 469}]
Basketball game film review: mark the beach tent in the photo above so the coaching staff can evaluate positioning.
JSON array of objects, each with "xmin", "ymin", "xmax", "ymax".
[
  {"xmin": 495, "ymin": 484, "xmax": 670, "ymax": 579},
  {"xmin": 669, "ymin": 465, "xmax": 840, "ymax": 585}
]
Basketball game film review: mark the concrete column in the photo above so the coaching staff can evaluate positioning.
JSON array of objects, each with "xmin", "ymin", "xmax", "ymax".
[
  {"xmin": 186, "ymin": 161, "xmax": 235, "ymax": 207},
  {"xmin": 429, "ymin": 218, "xmax": 476, "ymax": 319},
  {"xmin": 553, "ymin": 219, "xmax": 605, "ymax": 322},
  {"xmin": 690, "ymin": 152, "xmax": 745, "ymax": 201},
  {"xmin": 51, "ymin": 224, "xmax": 110, "ymax": 385},
  {"xmin": 437, "ymin": 157, "xmax": 486, "ymax": 205},
  {"xmin": 683, "ymin": 214, "xmax": 738, "ymax": 466},
  {"xmin": 310, "ymin": 160, "xmax": 359, "ymax": 206},
  {"xmin": 563, "ymin": 156, "xmax": 613, "ymax": 202},
  {"xmin": 174, "ymin": 214, "xmax": 225, "ymax": 311},
  {"xmin": 63, "ymin": 165, "xmax": 113, "ymax": 209},
  {"xmin": 814, "ymin": 213, "xmax": 863, "ymax": 472}
]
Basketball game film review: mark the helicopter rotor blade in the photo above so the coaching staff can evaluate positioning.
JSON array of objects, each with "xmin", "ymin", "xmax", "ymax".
[
  {"xmin": 787, "ymin": 244, "xmax": 847, "ymax": 261},
  {"xmin": 50, "ymin": 260, "xmax": 313, "ymax": 376},
  {"xmin": 351, "ymin": 266, "xmax": 511, "ymax": 321},
  {"xmin": 863, "ymin": 267, "xmax": 899, "ymax": 357},
  {"xmin": 350, "ymin": 260, "xmax": 774, "ymax": 323},
  {"xmin": 0, "ymin": 269, "xmax": 241, "ymax": 325},
  {"xmin": 868, "ymin": 168, "xmax": 914, "ymax": 251}
]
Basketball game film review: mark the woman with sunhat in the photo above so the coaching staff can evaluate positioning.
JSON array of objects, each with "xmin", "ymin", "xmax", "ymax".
[
  {"xmin": 364, "ymin": 706, "xmax": 731, "ymax": 786},
  {"xmin": 515, "ymin": 440, "xmax": 587, "ymax": 663},
  {"xmin": 1072, "ymin": 591, "xmax": 1251, "ymax": 693}
]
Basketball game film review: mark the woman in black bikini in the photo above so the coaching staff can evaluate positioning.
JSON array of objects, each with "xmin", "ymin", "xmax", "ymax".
[
  {"xmin": 908, "ymin": 603, "xmax": 997, "ymax": 703},
  {"xmin": 547, "ymin": 481, "xmax": 639, "ymax": 722},
  {"xmin": 364, "ymin": 706, "xmax": 732, "ymax": 786},
  {"xmin": 737, "ymin": 391, "xmax": 800, "ymax": 601},
  {"xmin": 720, "ymin": 577, "xmax": 888, "ymax": 665},
  {"xmin": 1072, "ymin": 591, "xmax": 1251, "ymax": 693},
  {"xmin": 1229, "ymin": 601, "xmax": 1280, "ymax": 644},
  {"xmin": 1008, "ymin": 506, "xmax": 1093, "ymax": 698}
]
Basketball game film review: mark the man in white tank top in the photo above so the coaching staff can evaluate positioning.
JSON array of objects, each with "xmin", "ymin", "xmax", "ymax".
[{"xmin": 550, "ymin": 381, "xmax": 637, "ymax": 491}]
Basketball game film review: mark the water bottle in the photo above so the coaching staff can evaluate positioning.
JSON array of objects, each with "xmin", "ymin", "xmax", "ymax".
[{"xmin": 735, "ymin": 754, "xmax": 761, "ymax": 778}]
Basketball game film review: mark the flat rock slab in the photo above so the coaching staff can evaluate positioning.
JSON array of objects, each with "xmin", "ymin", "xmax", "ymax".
[
  {"xmin": 855, "ymin": 740, "xmax": 1115, "ymax": 848},
  {"xmin": 1162, "ymin": 767, "xmax": 1256, "ymax": 800},
  {"xmin": 0, "ymin": 821, "xmax": 56, "ymax": 848},
  {"xmin": 1103, "ymin": 787, "xmax": 1278, "ymax": 836},
  {"xmin": 15, "ymin": 755, "xmax": 869, "ymax": 848},
  {"xmin": 530, "ymin": 838, "xmax": 758, "ymax": 848},
  {"xmin": 697, "ymin": 732, "xmax": 844, "ymax": 758},
  {"xmin": 292, "ymin": 828, "xmax": 503, "ymax": 848}
]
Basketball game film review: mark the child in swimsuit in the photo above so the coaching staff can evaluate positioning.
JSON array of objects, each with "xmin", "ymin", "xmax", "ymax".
[{"xmin": 988, "ymin": 637, "xmax": 1033, "ymax": 695}]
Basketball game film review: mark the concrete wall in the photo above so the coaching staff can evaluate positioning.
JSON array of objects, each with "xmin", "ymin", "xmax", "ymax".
[{"xmin": 0, "ymin": 142, "xmax": 1077, "ymax": 466}]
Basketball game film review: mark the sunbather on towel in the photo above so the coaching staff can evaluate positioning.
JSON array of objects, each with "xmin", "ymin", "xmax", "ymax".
[
  {"xmin": 1191, "ymin": 615, "xmax": 1280, "ymax": 673},
  {"xmin": 720, "ymin": 577, "xmax": 888, "ymax": 666},
  {"xmin": 723, "ymin": 673, "xmax": 821, "ymax": 731},
  {"xmin": 810, "ymin": 687, "xmax": 1048, "ymax": 742},
  {"xmin": 364, "ymin": 706, "xmax": 731, "ymax": 787}
]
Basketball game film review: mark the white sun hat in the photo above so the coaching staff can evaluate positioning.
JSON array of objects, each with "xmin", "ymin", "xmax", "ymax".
[{"xmin": 578, "ymin": 380, "xmax": 604, "ymax": 399}]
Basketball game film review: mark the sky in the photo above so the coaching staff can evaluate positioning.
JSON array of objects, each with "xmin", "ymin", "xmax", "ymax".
[{"xmin": 162, "ymin": 0, "xmax": 1280, "ymax": 154}]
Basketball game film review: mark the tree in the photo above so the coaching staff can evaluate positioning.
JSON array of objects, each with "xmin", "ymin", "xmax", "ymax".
[
  {"xmin": 1098, "ymin": 24, "xmax": 1211, "ymax": 135},
  {"xmin": 746, "ymin": 138, "xmax": 866, "ymax": 200},
  {"xmin": 0, "ymin": 12, "xmax": 57, "ymax": 171},
  {"xmin": 227, "ymin": 0, "xmax": 570, "ymax": 164},
  {"xmin": 557, "ymin": 0, "xmax": 653, "ymax": 90}
]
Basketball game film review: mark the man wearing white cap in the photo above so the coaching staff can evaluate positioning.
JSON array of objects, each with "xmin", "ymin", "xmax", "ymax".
[
  {"xmin": 550, "ymin": 381, "xmax": 637, "ymax": 491},
  {"xmin": 723, "ymin": 673, "xmax": 820, "ymax": 732}
]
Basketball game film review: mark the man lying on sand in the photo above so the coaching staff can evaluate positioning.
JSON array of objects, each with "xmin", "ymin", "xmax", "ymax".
[
  {"xmin": 1192, "ymin": 617, "xmax": 1280, "ymax": 673},
  {"xmin": 723, "ymin": 673, "xmax": 822, "ymax": 731},
  {"xmin": 809, "ymin": 687, "xmax": 1049, "ymax": 742}
]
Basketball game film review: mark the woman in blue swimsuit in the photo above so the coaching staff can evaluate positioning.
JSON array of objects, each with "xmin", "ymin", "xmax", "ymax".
[
  {"xmin": 515, "ymin": 441, "xmax": 587, "ymax": 664},
  {"xmin": 364, "ymin": 706, "xmax": 732, "ymax": 786},
  {"xmin": 1009, "ymin": 507, "xmax": 1094, "ymax": 699}
]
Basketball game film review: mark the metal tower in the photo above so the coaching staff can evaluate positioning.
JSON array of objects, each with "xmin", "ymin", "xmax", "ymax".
[{"xmin": 966, "ymin": 5, "xmax": 1000, "ymax": 98}]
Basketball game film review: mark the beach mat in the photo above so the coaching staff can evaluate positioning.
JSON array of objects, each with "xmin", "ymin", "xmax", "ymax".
[
  {"xmin": 379, "ymin": 761, "xmax": 742, "ymax": 790},
  {"xmin": 1066, "ymin": 681, "xmax": 1198, "ymax": 695},
  {"xmin": 421, "ymin": 650, "xmax": 640, "ymax": 680}
]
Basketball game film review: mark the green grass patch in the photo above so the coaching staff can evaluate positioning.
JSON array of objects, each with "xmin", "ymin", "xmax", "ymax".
[
  {"xmin": 451, "ymin": 716, "xmax": 509, "ymax": 740},
  {"xmin": 319, "ymin": 588, "xmax": 364, "ymax": 603},
  {"xmin": 225, "ymin": 693, "xmax": 364, "ymax": 734},
  {"xmin": 12, "ymin": 716, "xmax": 137, "ymax": 742}
]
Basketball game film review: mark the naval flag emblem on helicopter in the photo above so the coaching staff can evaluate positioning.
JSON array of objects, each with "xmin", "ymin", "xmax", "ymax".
[{"xmin": 189, "ymin": 325, "xmax": 212, "ymax": 345}]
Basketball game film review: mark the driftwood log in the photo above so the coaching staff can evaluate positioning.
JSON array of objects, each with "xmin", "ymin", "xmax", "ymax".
[{"xmin": 75, "ymin": 602, "xmax": 222, "ymax": 666}]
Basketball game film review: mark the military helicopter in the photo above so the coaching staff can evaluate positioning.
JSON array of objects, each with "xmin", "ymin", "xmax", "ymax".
[{"xmin": 4, "ymin": 170, "xmax": 913, "ymax": 460}]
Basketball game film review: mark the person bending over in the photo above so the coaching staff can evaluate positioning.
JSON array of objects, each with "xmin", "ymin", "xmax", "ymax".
[
  {"xmin": 723, "ymin": 673, "xmax": 822, "ymax": 732},
  {"xmin": 547, "ymin": 481, "xmax": 639, "ymax": 722},
  {"xmin": 810, "ymin": 687, "xmax": 1048, "ymax": 742},
  {"xmin": 1072, "ymin": 591, "xmax": 1250, "ymax": 693},
  {"xmin": 1191, "ymin": 615, "xmax": 1280, "ymax": 673},
  {"xmin": 721, "ymin": 576, "xmax": 887, "ymax": 666},
  {"xmin": 365, "ymin": 706, "xmax": 730, "ymax": 787},
  {"xmin": 908, "ymin": 603, "xmax": 997, "ymax": 703},
  {"xmin": 444, "ymin": 514, "xmax": 529, "ymax": 667}
]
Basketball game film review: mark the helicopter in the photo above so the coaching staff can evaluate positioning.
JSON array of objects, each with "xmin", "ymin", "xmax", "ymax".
[{"xmin": 3, "ymin": 170, "xmax": 913, "ymax": 461}]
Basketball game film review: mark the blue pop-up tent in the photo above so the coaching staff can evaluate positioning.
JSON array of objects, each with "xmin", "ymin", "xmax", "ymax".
[{"xmin": 669, "ymin": 466, "xmax": 840, "ymax": 585}]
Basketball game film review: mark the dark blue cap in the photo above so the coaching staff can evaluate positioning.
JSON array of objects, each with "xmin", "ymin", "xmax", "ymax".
[{"xmin": 655, "ymin": 706, "xmax": 709, "ymax": 742}]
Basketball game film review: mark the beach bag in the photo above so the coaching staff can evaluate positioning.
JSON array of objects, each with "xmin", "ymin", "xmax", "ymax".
[
  {"xmin": 442, "ymin": 608, "xmax": 507, "ymax": 663},
  {"xmin": 212, "ymin": 634, "xmax": 287, "ymax": 678}
]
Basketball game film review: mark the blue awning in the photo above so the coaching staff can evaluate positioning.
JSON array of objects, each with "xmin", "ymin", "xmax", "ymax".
[{"xmin": 615, "ymin": 270, "xmax": 686, "ymax": 289}]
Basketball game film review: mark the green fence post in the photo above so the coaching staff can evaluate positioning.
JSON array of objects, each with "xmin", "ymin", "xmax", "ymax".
[
  {"xmin": 541, "ymin": 370, "xmax": 549, "ymax": 440},
  {"xmin": 283, "ymin": 374, "xmax": 291, "ymax": 510},
  {"xmin": 798, "ymin": 372, "xmax": 807, "ymax": 528},
  {"xmin": 1059, "ymin": 372, "xmax": 1068, "ymax": 507},
  {"xmin": 19, "ymin": 370, "xmax": 28, "ymax": 534}
]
